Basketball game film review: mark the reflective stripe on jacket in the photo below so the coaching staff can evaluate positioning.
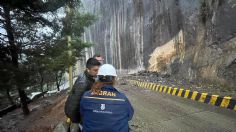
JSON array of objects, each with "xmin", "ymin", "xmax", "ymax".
[{"xmin": 80, "ymin": 85, "xmax": 134, "ymax": 132}]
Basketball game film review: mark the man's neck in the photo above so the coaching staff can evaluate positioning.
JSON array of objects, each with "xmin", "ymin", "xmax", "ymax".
[{"xmin": 84, "ymin": 70, "xmax": 95, "ymax": 81}]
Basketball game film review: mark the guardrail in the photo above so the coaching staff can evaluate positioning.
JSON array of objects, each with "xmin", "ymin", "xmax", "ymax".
[{"xmin": 128, "ymin": 80, "xmax": 236, "ymax": 111}]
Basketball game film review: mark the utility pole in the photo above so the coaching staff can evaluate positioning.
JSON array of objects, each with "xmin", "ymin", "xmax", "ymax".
[
  {"xmin": 66, "ymin": 5, "xmax": 73, "ymax": 91},
  {"xmin": 68, "ymin": 35, "xmax": 73, "ymax": 91}
]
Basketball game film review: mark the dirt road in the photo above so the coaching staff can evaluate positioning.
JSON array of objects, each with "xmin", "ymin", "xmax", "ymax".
[
  {"xmin": 118, "ymin": 84, "xmax": 236, "ymax": 132},
  {"xmin": 1, "ymin": 84, "xmax": 236, "ymax": 132}
]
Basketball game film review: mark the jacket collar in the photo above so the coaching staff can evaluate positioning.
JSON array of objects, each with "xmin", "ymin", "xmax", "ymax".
[
  {"xmin": 84, "ymin": 70, "xmax": 95, "ymax": 82},
  {"xmin": 102, "ymin": 85, "xmax": 118, "ymax": 92}
]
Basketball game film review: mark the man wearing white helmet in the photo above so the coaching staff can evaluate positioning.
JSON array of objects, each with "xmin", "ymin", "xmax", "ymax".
[{"xmin": 80, "ymin": 64, "xmax": 134, "ymax": 132}]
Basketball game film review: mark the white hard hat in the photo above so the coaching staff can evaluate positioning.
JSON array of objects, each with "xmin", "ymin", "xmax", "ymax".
[{"xmin": 98, "ymin": 64, "xmax": 117, "ymax": 76}]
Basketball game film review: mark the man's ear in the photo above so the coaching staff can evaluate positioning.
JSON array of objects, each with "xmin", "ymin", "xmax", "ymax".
[{"xmin": 86, "ymin": 68, "xmax": 90, "ymax": 72}]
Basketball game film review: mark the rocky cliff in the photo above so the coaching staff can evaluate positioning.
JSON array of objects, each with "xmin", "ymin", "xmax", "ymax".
[{"xmin": 81, "ymin": 0, "xmax": 236, "ymax": 87}]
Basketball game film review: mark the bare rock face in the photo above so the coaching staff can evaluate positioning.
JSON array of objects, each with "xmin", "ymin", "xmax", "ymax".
[{"xmin": 81, "ymin": 0, "xmax": 236, "ymax": 87}]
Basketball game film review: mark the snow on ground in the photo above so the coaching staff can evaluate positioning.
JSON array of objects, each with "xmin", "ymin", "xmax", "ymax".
[
  {"xmin": 29, "ymin": 92, "xmax": 42, "ymax": 100},
  {"xmin": 47, "ymin": 77, "xmax": 78, "ymax": 95}
]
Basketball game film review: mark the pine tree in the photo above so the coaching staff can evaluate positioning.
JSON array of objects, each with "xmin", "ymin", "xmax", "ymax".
[{"xmin": 0, "ymin": 0, "xmax": 89, "ymax": 115}]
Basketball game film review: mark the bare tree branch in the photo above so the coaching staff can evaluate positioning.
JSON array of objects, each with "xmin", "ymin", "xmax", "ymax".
[
  {"xmin": 0, "ymin": 37, "xmax": 8, "ymax": 43},
  {"xmin": 0, "ymin": 32, "xmax": 8, "ymax": 37},
  {"xmin": 0, "ymin": 10, "xmax": 4, "ymax": 16},
  {"xmin": 0, "ymin": 18, "xmax": 5, "ymax": 23}
]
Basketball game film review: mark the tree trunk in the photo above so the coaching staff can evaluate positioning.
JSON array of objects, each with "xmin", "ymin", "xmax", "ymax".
[
  {"xmin": 46, "ymin": 83, "xmax": 49, "ymax": 91},
  {"xmin": 17, "ymin": 88, "xmax": 30, "ymax": 115},
  {"xmin": 3, "ymin": 4, "xmax": 30, "ymax": 115},
  {"xmin": 55, "ymin": 73, "xmax": 60, "ymax": 91},
  {"xmin": 39, "ymin": 71, "xmax": 44, "ymax": 97},
  {"xmin": 6, "ymin": 88, "xmax": 15, "ymax": 105}
]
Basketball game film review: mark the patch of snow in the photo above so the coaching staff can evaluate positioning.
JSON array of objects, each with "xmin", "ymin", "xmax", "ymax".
[
  {"xmin": 46, "ymin": 77, "xmax": 79, "ymax": 95},
  {"xmin": 59, "ymin": 77, "xmax": 78, "ymax": 91},
  {"xmin": 47, "ymin": 90, "xmax": 59, "ymax": 94},
  {"xmin": 29, "ymin": 92, "xmax": 42, "ymax": 100}
]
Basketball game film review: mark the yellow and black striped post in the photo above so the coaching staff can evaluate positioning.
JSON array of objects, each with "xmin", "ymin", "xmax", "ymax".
[{"xmin": 128, "ymin": 80, "xmax": 236, "ymax": 111}]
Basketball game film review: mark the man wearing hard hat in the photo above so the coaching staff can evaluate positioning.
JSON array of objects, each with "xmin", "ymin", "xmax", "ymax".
[{"xmin": 80, "ymin": 64, "xmax": 134, "ymax": 132}]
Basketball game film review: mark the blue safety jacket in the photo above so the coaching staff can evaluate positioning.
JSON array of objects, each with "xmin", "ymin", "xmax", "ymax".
[{"xmin": 80, "ymin": 85, "xmax": 134, "ymax": 132}]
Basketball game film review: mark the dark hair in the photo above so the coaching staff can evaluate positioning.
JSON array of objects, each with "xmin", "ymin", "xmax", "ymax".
[
  {"xmin": 93, "ymin": 54, "xmax": 102, "ymax": 58},
  {"xmin": 91, "ymin": 79, "xmax": 115, "ymax": 95},
  {"xmin": 86, "ymin": 58, "xmax": 101, "ymax": 68},
  {"xmin": 98, "ymin": 75, "xmax": 115, "ymax": 82}
]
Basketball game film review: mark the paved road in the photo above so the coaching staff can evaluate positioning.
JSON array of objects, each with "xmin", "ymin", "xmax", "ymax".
[{"xmin": 117, "ymin": 84, "xmax": 236, "ymax": 132}]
